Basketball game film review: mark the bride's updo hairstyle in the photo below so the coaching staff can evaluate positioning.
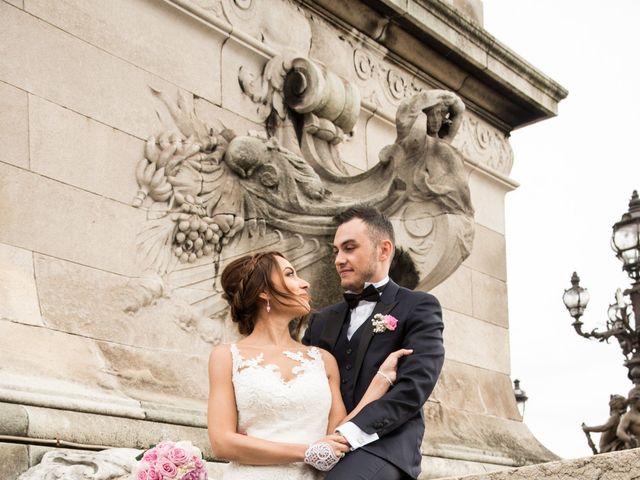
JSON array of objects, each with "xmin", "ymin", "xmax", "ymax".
[{"xmin": 221, "ymin": 251, "xmax": 305, "ymax": 336}]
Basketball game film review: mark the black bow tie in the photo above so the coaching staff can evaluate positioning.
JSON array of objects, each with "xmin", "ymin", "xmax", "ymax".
[{"xmin": 343, "ymin": 284, "xmax": 381, "ymax": 309}]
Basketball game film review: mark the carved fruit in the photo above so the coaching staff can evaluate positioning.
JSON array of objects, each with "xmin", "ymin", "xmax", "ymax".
[
  {"xmin": 145, "ymin": 137, "xmax": 161, "ymax": 163},
  {"xmin": 132, "ymin": 159, "xmax": 161, "ymax": 207}
]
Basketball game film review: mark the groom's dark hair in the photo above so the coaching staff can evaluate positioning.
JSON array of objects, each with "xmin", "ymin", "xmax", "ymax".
[{"xmin": 334, "ymin": 205, "xmax": 395, "ymax": 246}]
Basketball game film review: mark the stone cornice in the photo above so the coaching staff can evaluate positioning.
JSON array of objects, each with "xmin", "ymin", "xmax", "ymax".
[{"xmin": 309, "ymin": 0, "xmax": 568, "ymax": 130}]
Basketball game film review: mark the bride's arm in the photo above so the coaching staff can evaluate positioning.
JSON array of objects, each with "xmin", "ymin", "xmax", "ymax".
[
  {"xmin": 322, "ymin": 349, "xmax": 412, "ymax": 433},
  {"xmin": 207, "ymin": 345, "xmax": 348, "ymax": 465}
]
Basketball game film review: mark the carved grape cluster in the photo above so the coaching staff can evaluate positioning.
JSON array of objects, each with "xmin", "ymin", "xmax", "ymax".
[{"xmin": 172, "ymin": 195, "xmax": 221, "ymax": 263}]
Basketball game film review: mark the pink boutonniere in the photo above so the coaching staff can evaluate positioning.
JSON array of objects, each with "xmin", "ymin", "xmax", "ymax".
[{"xmin": 372, "ymin": 314, "xmax": 398, "ymax": 333}]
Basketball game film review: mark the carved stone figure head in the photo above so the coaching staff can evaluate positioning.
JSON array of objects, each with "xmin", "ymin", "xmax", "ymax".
[
  {"xmin": 627, "ymin": 387, "xmax": 640, "ymax": 408},
  {"xmin": 609, "ymin": 394, "xmax": 628, "ymax": 413},
  {"xmin": 425, "ymin": 102, "xmax": 452, "ymax": 138},
  {"xmin": 332, "ymin": 206, "xmax": 395, "ymax": 293}
]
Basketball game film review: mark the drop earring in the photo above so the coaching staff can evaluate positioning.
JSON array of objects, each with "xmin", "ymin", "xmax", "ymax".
[{"xmin": 266, "ymin": 299, "xmax": 271, "ymax": 313}]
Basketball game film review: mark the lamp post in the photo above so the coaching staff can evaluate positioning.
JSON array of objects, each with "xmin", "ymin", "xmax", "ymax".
[
  {"xmin": 562, "ymin": 191, "xmax": 640, "ymax": 385},
  {"xmin": 513, "ymin": 379, "xmax": 528, "ymax": 418}
]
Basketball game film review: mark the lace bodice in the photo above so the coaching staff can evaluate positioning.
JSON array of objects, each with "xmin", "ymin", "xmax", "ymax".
[{"xmin": 223, "ymin": 344, "xmax": 332, "ymax": 480}]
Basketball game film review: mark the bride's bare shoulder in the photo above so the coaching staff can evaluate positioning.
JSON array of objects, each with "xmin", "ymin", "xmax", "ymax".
[{"xmin": 209, "ymin": 343, "xmax": 233, "ymax": 364}]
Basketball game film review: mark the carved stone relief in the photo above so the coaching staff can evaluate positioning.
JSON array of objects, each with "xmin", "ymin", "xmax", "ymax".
[
  {"xmin": 352, "ymin": 48, "xmax": 421, "ymax": 109},
  {"xmin": 130, "ymin": 56, "xmax": 475, "ymax": 330},
  {"xmin": 453, "ymin": 113, "xmax": 514, "ymax": 174},
  {"xmin": 195, "ymin": 0, "xmax": 311, "ymax": 56},
  {"xmin": 351, "ymin": 45, "xmax": 514, "ymax": 175}
]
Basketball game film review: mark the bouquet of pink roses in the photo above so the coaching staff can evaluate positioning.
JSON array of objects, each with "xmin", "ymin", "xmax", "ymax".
[{"xmin": 133, "ymin": 440, "xmax": 208, "ymax": 480}]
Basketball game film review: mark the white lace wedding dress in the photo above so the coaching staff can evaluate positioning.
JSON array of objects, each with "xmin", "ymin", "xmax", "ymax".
[{"xmin": 223, "ymin": 344, "xmax": 332, "ymax": 480}]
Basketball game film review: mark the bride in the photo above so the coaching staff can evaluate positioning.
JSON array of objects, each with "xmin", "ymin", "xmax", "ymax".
[{"xmin": 208, "ymin": 251, "xmax": 411, "ymax": 479}]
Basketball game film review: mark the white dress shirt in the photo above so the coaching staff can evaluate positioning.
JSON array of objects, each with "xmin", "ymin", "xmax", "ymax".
[
  {"xmin": 346, "ymin": 277, "xmax": 389, "ymax": 340},
  {"xmin": 337, "ymin": 277, "xmax": 389, "ymax": 449}
]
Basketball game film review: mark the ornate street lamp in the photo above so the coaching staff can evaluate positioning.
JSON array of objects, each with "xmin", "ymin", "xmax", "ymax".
[
  {"xmin": 611, "ymin": 190, "xmax": 640, "ymax": 282},
  {"xmin": 562, "ymin": 191, "xmax": 640, "ymax": 384},
  {"xmin": 562, "ymin": 191, "xmax": 640, "ymax": 454}
]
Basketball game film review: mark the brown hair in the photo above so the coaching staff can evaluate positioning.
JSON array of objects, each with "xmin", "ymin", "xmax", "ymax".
[{"xmin": 220, "ymin": 251, "xmax": 307, "ymax": 336}]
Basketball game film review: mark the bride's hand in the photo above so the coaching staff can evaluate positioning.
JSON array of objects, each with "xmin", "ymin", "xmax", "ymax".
[
  {"xmin": 377, "ymin": 348, "xmax": 413, "ymax": 385},
  {"xmin": 303, "ymin": 434, "xmax": 350, "ymax": 471}
]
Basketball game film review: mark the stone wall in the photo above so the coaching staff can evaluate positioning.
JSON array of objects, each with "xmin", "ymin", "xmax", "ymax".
[{"xmin": 0, "ymin": 0, "xmax": 566, "ymax": 478}]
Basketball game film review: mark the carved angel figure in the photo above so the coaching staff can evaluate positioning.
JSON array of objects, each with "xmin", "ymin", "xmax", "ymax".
[
  {"xmin": 617, "ymin": 387, "xmax": 640, "ymax": 449},
  {"xmin": 582, "ymin": 394, "xmax": 628, "ymax": 453}
]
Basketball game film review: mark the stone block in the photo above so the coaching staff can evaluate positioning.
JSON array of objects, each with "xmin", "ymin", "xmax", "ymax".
[
  {"xmin": 431, "ymin": 359, "xmax": 520, "ymax": 420},
  {"xmin": 29, "ymin": 95, "xmax": 141, "ymax": 205},
  {"xmin": 0, "ymin": 82, "xmax": 28, "ymax": 169},
  {"xmin": 24, "ymin": 0, "xmax": 224, "ymax": 105},
  {"xmin": 456, "ymin": 74, "xmax": 529, "ymax": 130},
  {"xmin": 384, "ymin": 23, "xmax": 468, "ymax": 92},
  {"xmin": 365, "ymin": 113, "xmax": 395, "ymax": 169},
  {"xmin": 5, "ymin": 0, "xmax": 23, "ymax": 8},
  {"xmin": 486, "ymin": 53, "xmax": 555, "ymax": 116},
  {"xmin": 441, "ymin": 448, "xmax": 640, "ymax": 480},
  {"xmin": 471, "ymin": 270, "xmax": 508, "ymax": 328},
  {"xmin": 0, "ymin": 319, "xmax": 136, "ymax": 409},
  {"xmin": 194, "ymin": 98, "xmax": 264, "ymax": 137},
  {"xmin": 222, "ymin": 0, "xmax": 310, "ymax": 57},
  {"xmin": 96, "ymin": 341, "xmax": 209, "ymax": 406},
  {"xmin": 467, "ymin": 170, "xmax": 507, "ymax": 234},
  {"xmin": 0, "ymin": 2, "xmax": 178, "ymax": 139},
  {"xmin": 0, "ymin": 402, "xmax": 29, "ymax": 436},
  {"xmin": 33, "ymin": 254, "xmax": 214, "ymax": 352},
  {"xmin": 430, "ymin": 264, "xmax": 473, "ymax": 317},
  {"xmin": 0, "ymin": 443, "xmax": 29, "ymax": 480},
  {"xmin": 443, "ymin": 309, "xmax": 510, "ymax": 374},
  {"xmin": 220, "ymin": 36, "xmax": 272, "ymax": 124},
  {"xmin": 0, "ymin": 243, "xmax": 43, "ymax": 326},
  {"xmin": 0, "ymin": 162, "xmax": 144, "ymax": 276},
  {"xmin": 463, "ymin": 224, "xmax": 507, "ymax": 281},
  {"xmin": 422, "ymin": 402, "xmax": 557, "ymax": 467},
  {"xmin": 22, "ymin": 405, "xmax": 211, "ymax": 457},
  {"xmin": 309, "ymin": 18, "xmax": 355, "ymax": 81}
]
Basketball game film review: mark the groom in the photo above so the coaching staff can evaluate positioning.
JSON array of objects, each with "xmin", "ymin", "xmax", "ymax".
[{"xmin": 303, "ymin": 205, "xmax": 445, "ymax": 480}]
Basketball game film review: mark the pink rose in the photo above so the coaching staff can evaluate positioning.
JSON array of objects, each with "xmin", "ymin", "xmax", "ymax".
[
  {"xmin": 137, "ymin": 470, "xmax": 149, "ymax": 480},
  {"xmin": 193, "ymin": 457, "xmax": 204, "ymax": 469},
  {"xmin": 383, "ymin": 315, "xmax": 398, "ymax": 331},
  {"xmin": 143, "ymin": 449, "xmax": 158, "ymax": 463},
  {"xmin": 147, "ymin": 466, "xmax": 161, "ymax": 480},
  {"xmin": 157, "ymin": 441, "xmax": 175, "ymax": 456},
  {"xmin": 168, "ymin": 447, "xmax": 189, "ymax": 466},
  {"xmin": 180, "ymin": 472, "xmax": 198, "ymax": 480},
  {"xmin": 158, "ymin": 459, "xmax": 178, "ymax": 478}
]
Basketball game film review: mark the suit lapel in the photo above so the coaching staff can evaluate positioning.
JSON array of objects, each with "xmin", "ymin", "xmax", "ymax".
[
  {"xmin": 352, "ymin": 281, "xmax": 399, "ymax": 383},
  {"xmin": 319, "ymin": 303, "xmax": 349, "ymax": 351}
]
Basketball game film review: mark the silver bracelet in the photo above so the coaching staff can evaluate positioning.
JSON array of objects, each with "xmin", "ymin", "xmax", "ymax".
[{"xmin": 376, "ymin": 370, "xmax": 394, "ymax": 386}]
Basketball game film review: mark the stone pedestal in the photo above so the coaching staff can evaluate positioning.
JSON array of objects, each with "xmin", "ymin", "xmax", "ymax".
[{"xmin": 0, "ymin": 0, "xmax": 567, "ymax": 478}]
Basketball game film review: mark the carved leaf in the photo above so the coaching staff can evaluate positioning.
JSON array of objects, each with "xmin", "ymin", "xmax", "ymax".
[{"xmin": 137, "ymin": 215, "xmax": 178, "ymax": 275}]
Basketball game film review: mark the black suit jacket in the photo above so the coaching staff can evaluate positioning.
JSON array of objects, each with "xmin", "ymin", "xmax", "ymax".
[{"xmin": 302, "ymin": 280, "xmax": 444, "ymax": 479}]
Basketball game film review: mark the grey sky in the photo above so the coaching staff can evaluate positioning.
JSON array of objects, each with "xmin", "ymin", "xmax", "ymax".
[{"xmin": 483, "ymin": 0, "xmax": 640, "ymax": 459}]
